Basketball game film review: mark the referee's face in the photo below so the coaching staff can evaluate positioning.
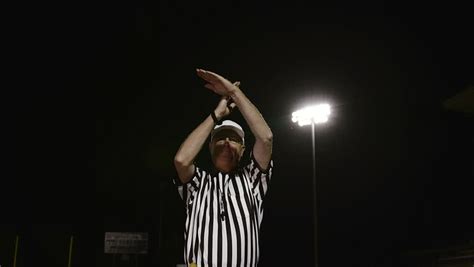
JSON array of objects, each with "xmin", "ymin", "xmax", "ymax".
[{"xmin": 210, "ymin": 129, "xmax": 245, "ymax": 172}]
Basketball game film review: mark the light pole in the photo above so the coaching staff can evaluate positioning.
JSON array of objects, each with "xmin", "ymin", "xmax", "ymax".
[{"xmin": 291, "ymin": 103, "xmax": 331, "ymax": 267}]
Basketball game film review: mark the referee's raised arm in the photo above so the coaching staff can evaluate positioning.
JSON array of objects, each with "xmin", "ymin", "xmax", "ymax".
[
  {"xmin": 196, "ymin": 68, "xmax": 273, "ymax": 170},
  {"xmin": 174, "ymin": 73, "xmax": 238, "ymax": 184}
]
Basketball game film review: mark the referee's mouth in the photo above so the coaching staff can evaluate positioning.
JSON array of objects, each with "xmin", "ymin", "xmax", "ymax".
[
  {"xmin": 216, "ymin": 146, "xmax": 235, "ymax": 162},
  {"xmin": 213, "ymin": 144, "xmax": 239, "ymax": 172}
]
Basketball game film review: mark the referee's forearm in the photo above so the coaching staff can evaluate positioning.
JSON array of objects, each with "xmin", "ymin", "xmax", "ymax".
[
  {"xmin": 230, "ymin": 88, "xmax": 273, "ymax": 143},
  {"xmin": 174, "ymin": 115, "xmax": 214, "ymax": 166}
]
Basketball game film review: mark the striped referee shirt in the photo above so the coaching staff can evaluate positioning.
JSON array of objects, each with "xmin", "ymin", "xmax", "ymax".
[{"xmin": 174, "ymin": 154, "xmax": 273, "ymax": 267}]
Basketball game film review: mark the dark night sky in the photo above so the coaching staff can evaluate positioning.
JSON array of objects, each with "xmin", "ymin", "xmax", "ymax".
[{"xmin": 8, "ymin": 1, "xmax": 473, "ymax": 266}]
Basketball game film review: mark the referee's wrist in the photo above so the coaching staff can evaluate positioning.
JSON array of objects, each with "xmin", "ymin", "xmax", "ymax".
[{"xmin": 211, "ymin": 110, "xmax": 223, "ymax": 125}]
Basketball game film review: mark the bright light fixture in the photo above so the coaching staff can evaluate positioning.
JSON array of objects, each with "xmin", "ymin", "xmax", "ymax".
[{"xmin": 291, "ymin": 104, "xmax": 331, "ymax": 126}]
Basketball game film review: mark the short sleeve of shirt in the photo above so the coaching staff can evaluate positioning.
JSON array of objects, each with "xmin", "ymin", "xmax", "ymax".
[
  {"xmin": 244, "ymin": 152, "xmax": 274, "ymax": 200},
  {"xmin": 172, "ymin": 166, "xmax": 205, "ymax": 204}
]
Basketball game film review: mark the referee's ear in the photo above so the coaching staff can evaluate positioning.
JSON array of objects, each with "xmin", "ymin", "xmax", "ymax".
[
  {"xmin": 209, "ymin": 141, "xmax": 214, "ymax": 157},
  {"xmin": 239, "ymin": 145, "xmax": 246, "ymax": 160}
]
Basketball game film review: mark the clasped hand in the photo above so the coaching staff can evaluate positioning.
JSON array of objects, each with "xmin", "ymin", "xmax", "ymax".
[{"xmin": 196, "ymin": 68, "xmax": 241, "ymax": 119}]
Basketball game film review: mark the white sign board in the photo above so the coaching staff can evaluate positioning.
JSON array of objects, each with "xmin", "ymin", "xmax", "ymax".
[{"xmin": 104, "ymin": 232, "xmax": 148, "ymax": 254}]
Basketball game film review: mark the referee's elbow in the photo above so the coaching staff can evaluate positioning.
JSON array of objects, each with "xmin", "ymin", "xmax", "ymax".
[
  {"xmin": 261, "ymin": 132, "xmax": 273, "ymax": 146},
  {"xmin": 174, "ymin": 154, "xmax": 190, "ymax": 168}
]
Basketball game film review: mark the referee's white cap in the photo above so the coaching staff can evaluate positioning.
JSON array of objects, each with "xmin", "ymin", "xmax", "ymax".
[{"xmin": 211, "ymin": 120, "xmax": 245, "ymax": 144}]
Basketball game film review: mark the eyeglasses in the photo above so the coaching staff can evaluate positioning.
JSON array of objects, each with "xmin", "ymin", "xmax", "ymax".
[{"xmin": 214, "ymin": 136, "xmax": 243, "ymax": 144}]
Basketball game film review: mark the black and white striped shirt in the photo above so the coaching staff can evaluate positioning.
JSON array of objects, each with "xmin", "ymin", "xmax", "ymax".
[{"xmin": 174, "ymin": 154, "xmax": 273, "ymax": 267}]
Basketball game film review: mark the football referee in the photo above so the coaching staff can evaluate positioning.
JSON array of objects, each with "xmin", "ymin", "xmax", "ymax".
[{"xmin": 173, "ymin": 69, "xmax": 274, "ymax": 266}]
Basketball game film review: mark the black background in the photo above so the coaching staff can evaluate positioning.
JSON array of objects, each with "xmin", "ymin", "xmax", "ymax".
[{"xmin": 7, "ymin": 1, "xmax": 473, "ymax": 266}]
